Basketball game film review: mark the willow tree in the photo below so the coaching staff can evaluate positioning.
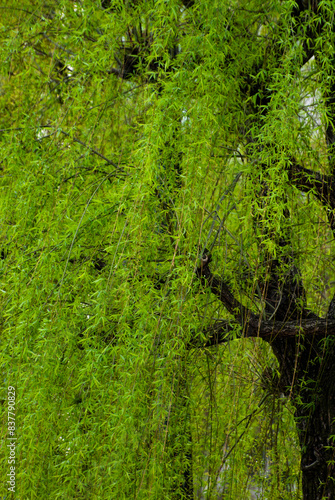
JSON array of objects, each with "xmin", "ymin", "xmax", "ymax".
[{"xmin": 1, "ymin": 0, "xmax": 335, "ymax": 499}]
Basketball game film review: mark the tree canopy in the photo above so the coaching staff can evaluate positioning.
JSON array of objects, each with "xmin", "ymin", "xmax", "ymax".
[{"xmin": 1, "ymin": 0, "xmax": 335, "ymax": 498}]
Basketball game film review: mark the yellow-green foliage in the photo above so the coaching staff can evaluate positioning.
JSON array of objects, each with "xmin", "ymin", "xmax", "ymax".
[{"xmin": 1, "ymin": 0, "xmax": 334, "ymax": 498}]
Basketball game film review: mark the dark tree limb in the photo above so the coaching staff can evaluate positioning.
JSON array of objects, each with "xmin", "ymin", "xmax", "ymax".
[
  {"xmin": 188, "ymin": 320, "xmax": 239, "ymax": 349},
  {"xmin": 248, "ymin": 316, "xmax": 335, "ymax": 339},
  {"xmin": 190, "ymin": 311, "xmax": 335, "ymax": 350},
  {"xmin": 327, "ymin": 292, "xmax": 335, "ymax": 319},
  {"xmin": 288, "ymin": 160, "xmax": 334, "ymax": 208},
  {"xmin": 288, "ymin": 159, "xmax": 335, "ymax": 234},
  {"xmin": 196, "ymin": 252, "xmax": 256, "ymax": 323},
  {"xmin": 195, "ymin": 253, "xmax": 335, "ymax": 345},
  {"xmin": 193, "ymin": 317, "xmax": 335, "ymax": 349}
]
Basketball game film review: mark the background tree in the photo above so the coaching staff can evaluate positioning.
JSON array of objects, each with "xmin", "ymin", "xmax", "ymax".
[{"xmin": 1, "ymin": 0, "xmax": 335, "ymax": 498}]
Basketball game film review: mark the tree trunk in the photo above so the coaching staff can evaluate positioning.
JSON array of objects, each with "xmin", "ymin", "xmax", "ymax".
[
  {"xmin": 271, "ymin": 338, "xmax": 335, "ymax": 499},
  {"xmin": 196, "ymin": 251, "xmax": 335, "ymax": 498}
]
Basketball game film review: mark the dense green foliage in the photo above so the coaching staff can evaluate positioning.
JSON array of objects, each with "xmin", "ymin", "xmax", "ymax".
[{"xmin": 1, "ymin": 1, "xmax": 335, "ymax": 498}]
